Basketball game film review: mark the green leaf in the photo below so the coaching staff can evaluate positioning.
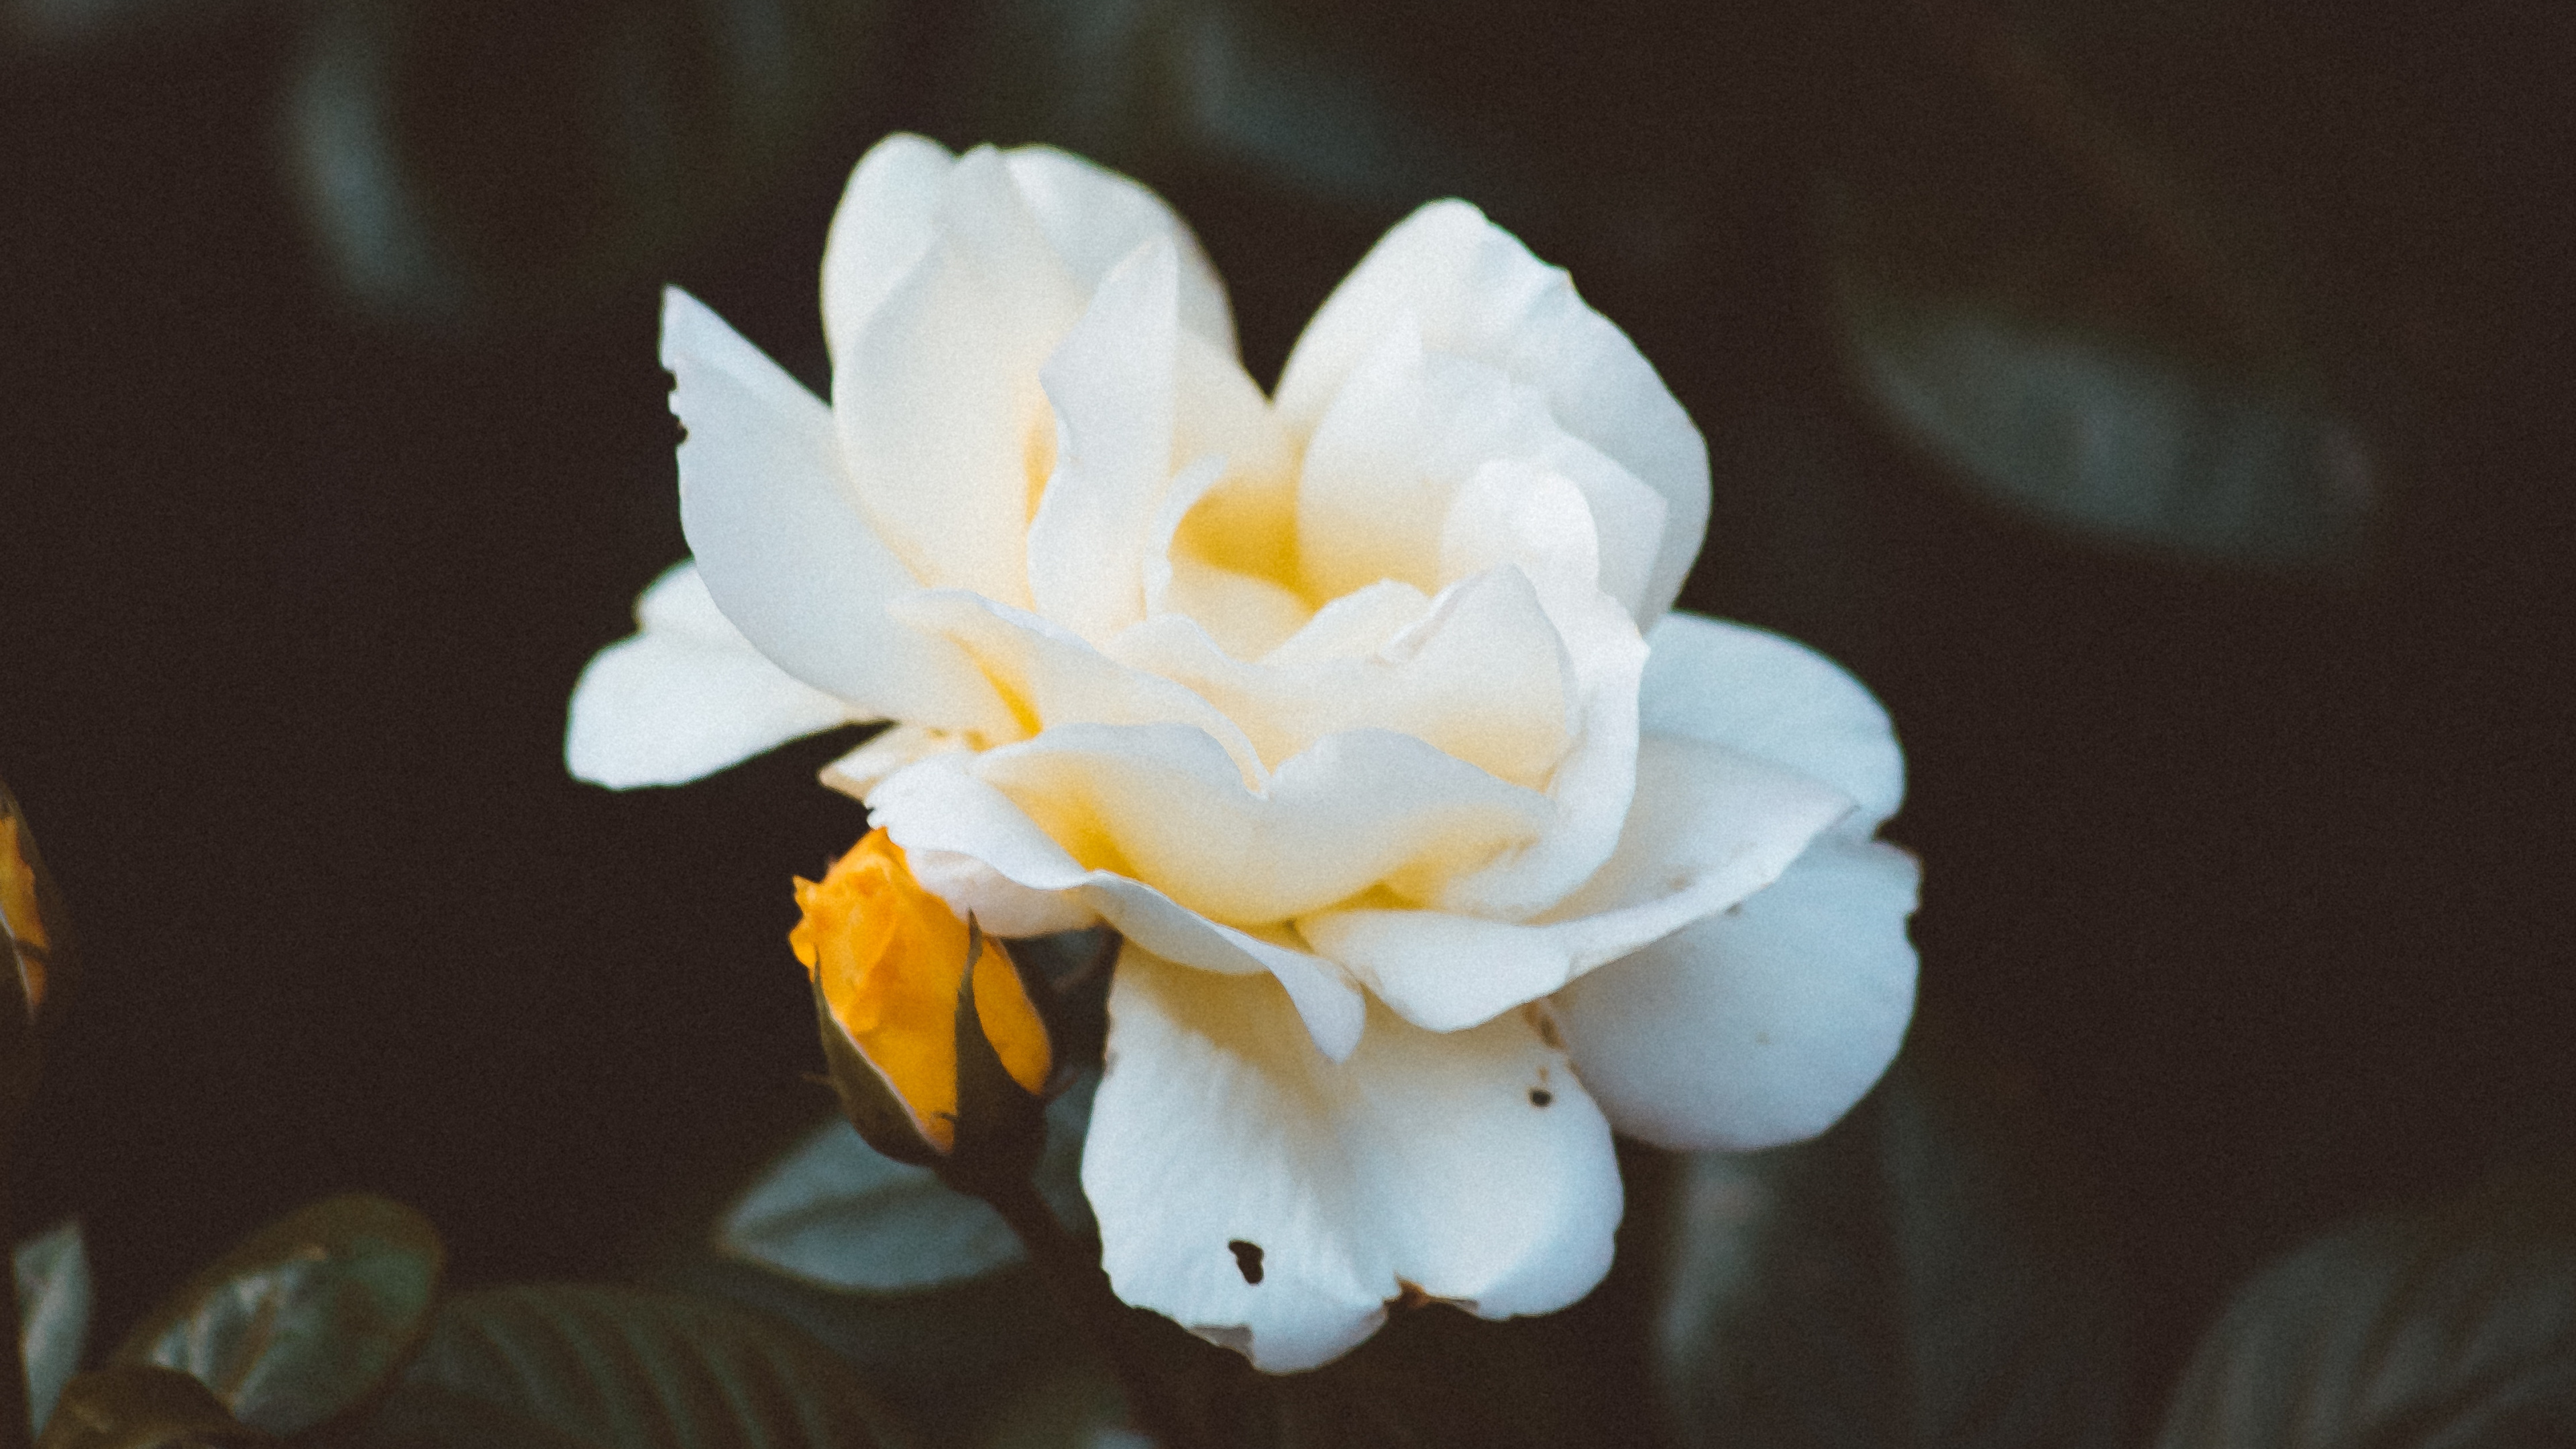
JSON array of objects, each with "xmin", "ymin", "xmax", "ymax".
[
  {"xmin": 358, "ymin": 1285, "xmax": 908, "ymax": 1449},
  {"xmin": 17, "ymin": 1219, "xmax": 93, "ymax": 1435},
  {"xmin": 2151, "ymin": 1165, "xmax": 2576, "ymax": 1449},
  {"xmin": 716, "ymin": 1076, "xmax": 1097, "ymax": 1295},
  {"xmin": 1655, "ymin": 1025, "xmax": 2130, "ymax": 1449},
  {"xmin": 34, "ymin": 1365, "xmax": 270, "ymax": 1449},
  {"xmin": 1825, "ymin": 4, "xmax": 2377, "ymax": 569},
  {"xmin": 111, "ymin": 1195, "xmax": 443, "ymax": 1438}
]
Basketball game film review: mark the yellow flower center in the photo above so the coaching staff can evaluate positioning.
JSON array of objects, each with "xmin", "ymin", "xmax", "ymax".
[{"xmin": 789, "ymin": 829, "xmax": 1049, "ymax": 1148}]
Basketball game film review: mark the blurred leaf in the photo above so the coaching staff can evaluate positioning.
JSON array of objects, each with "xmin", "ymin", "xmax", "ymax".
[
  {"xmin": 112, "ymin": 1195, "xmax": 443, "ymax": 1438},
  {"xmin": 975, "ymin": 0, "xmax": 1508, "ymax": 217},
  {"xmin": 17, "ymin": 1220, "xmax": 92, "ymax": 1436},
  {"xmin": 358, "ymin": 1284, "xmax": 908, "ymax": 1449},
  {"xmin": 2151, "ymin": 1165, "xmax": 2576, "ymax": 1449},
  {"xmin": 285, "ymin": 0, "xmax": 889, "ymax": 327},
  {"xmin": 34, "ymin": 1365, "xmax": 269, "ymax": 1449},
  {"xmin": 1825, "ymin": 0, "xmax": 2378, "ymax": 568},
  {"xmin": 716, "ymin": 1075, "xmax": 1097, "ymax": 1295},
  {"xmin": 1655, "ymin": 1026, "xmax": 2129, "ymax": 1449}
]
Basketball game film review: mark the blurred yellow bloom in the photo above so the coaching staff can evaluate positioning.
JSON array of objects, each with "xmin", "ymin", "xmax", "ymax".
[{"xmin": 791, "ymin": 828, "xmax": 1048, "ymax": 1150}]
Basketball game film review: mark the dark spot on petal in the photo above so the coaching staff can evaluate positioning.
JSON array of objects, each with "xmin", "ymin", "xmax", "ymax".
[
  {"xmin": 1524, "ymin": 1004, "xmax": 1565, "ymax": 1051},
  {"xmin": 1754, "ymin": 1030, "xmax": 1774, "ymax": 1045},
  {"xmin": 1228, "ymin": 1240, "xmax": 1265, "ymax": 1285},
  {"xmin": 1529, "ymin": 1088, "xmax": 1554, "ymax": 1107}
]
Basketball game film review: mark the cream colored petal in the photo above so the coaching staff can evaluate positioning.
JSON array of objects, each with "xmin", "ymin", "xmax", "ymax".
[
  {"xmin": 661, "ymin": 288, "xmax": 1012, "ymax": 733},
  {"xmin": 1083, "ymin": 953, "xmax": 1621, "ymax": 1373},
  {"xmin": 1026, "ymin": 237, "xmax": 1179, "ymax": 642},
  {"xmin": 1291, "ymin": 318, "xmax": 1483, "ymax": 604},
  {"xmin": 816, "ymin": 723, "xmax": 969, "ymax": 802},
  {"xmin": 967, "ymin": 722, "xmax": 1551, "ymax": 926},
  {"xmin": 820, "ymin": 133, "xmax": 955, "ymax": 368},
  {"xmin": 1640, "ymin": 612, "xmax": 1906, "ymax": 833},
  {"xmin": 1142, "ymin": 455, "xmax": 1312, "ymax": 661},
  {"xmin": 889, "ymin": 590, "xmax": 1263, "ymax": 779},
  {"xmin": 1554, "ymin": 834, "xmax": 1918, "ymax": 1150},
  {"xmin": 1425, "ymin": 463, "xmax": 1650, "ymax": 920},
  {"xmin": 1297, "ymin": 734, "xmax": 1852, "ymax": 1032},
  {"xmin": 1108, "ymin": 564, "xmax": 1570, "ymax": 786},
  {"xmin": 868, "ymin": 754, "xmax": 1366, "ymax": 1059},
  {"xmin": 1258, "ymin": 580, "xmax": 1434, "ymax": 667},
  {"xmin": 566, "ymin": 563, "xmax": 855, "ymax": 788},
  {"xmin": 1275, "ymin": 201, "xmax": 1708, "ymax": 623},
  {"xmin": 1002, "ymin": 146, "xmax": 1236, "ymax": 354},
  {"xmin": 829, "ymin": 147, "xmax": 1081, "ymax": 605}
]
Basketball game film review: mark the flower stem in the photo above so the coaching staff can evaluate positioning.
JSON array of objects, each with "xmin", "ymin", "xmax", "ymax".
[{"xmin": 976, "ymin": 1173, "xmax": 1224, "ymax": 1449}]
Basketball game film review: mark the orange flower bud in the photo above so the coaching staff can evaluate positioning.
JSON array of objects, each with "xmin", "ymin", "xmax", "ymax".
[
  {"xmin": 791, "ymin": 829, "xmax": 1049, "ymax": 1157},
  {"xmin": 1, "ymin": 780, "xmax": 55, "ymax": 1022}
]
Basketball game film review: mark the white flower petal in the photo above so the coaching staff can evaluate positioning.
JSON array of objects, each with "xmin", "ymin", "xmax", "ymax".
[
  {"xmin": 890, "ymin": 590, "xmax": 1263, "ymax": 777},
  {"xmin": 1027, "ymin": 237, "xmax": 1180, "ymax": 642},
  {"xmin": 830, "ymin": 147, "xmax": 1081, "ymax": 605},
  {"xmin": 1083, "ymin": 952, "xmax": 1622, "ymax": 1373},
  {"xmin": 1554, "ymin": 833, "xmax": 1919, "ymax": 1151},
  {"xmin": 661, "ymin": 288, "xmax": 1012, "ymax": 733},
  {"xmin": 970, "ymin": 722, "xmax": 1553, "ymax": 926},
  {"xmin": 869, "ymin": 754, "xmax": 1366, "ymax": 1059},
  {"xmin": 1298, "ymin": 734, "xmax": 1852, "ymax": 1032},
  {"xmin": 820, "ymin": 133, "xmax": 955, "ymax": 368},
  {"xmin": 1002, "ymin": 147, "xmax": 1236, "ymax": 354},
  {"xmin": 1641, "ymin": 612, "xmax": 1905, "ymax": 832},
  {"xmin": 816, "ymin": 722, "xmax": 969, "ymax": 801},
  {"xmin": 1274, "ymin": 201, "xmax": 1708, "ymax": 624},
  {"xmin": 566, "ymin": 564, "xmax": 855, "ymax": 788},
  {"xmin": 1427, "ymin": 462, "xmax": 1649, "ymax": 918},
  {"xmin": 1107, "ymin": 564, "xmax": 1571, "ymax": 786}
]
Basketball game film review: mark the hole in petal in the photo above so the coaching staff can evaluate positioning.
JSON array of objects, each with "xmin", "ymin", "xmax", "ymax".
[
  {"xmin": 1228, "ymin": 1239, "xmax": 1265, "ymax": 1285},
  {"xmin": 1529, "ymin": 1087, "xmax": 1554, "ymax": 1107}
]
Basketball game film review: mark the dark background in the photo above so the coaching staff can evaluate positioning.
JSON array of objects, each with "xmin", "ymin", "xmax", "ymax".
[{"xmin": 1, "ymin": 0, "xmax": 2570, "ymax": 1428}]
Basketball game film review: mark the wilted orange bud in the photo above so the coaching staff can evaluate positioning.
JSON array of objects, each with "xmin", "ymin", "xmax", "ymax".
[{"xmin": 791, "ymin": 829, "xmax": 1049, "ymax": 1153}]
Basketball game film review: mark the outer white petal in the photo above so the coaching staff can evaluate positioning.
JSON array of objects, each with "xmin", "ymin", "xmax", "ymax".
[
  {"xmin": 1297, "ymin": 734, "xmax": 1852, "ymax": 1032},
  {"xmin": 1274, "ymin": 200, "xmax": 1708, "ymax": 623},
  {"xmin": 1083, "ymin": 952, "xmax": 1622, "ymax": 1373},
  {"xmin": 661, "ymin": 289, "xmax": 1012, "ymax": 733},
  {"xmin": 566, "ymin": 563, "xmax": 855, "ymax": 788},
  {"xmin": 1002, "ymin": 147, "xmax": 1236, "ymax": 354},
  {"xmin": 830, "ymin": 147, "xmax": 1079, "ymax": 605},
  {"xmin": 1553, "ymin": 833, "xmax": 1919, "ymax": 1151},
  {"xmin": 1026, "ymin": 237, "xmax": 1179, "ymax": 642},
  {"xmin": 869, "ymin": 753, "xmax": 1366, "ymax": 1060},
  {"xmin": 820, "ymin": 133, "xmax": 955, "ymax": 366},
  {"xmin": 822, "ymin": 136, "xmax": 1236, "ymax": 368},
  {"xmin": 1640, "ymin": 612, "xmax": 1904, "ymax": 832}
]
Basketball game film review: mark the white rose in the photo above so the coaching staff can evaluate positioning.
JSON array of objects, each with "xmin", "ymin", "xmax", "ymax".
[{"xmin": 568, "ymin": 135, "xmax": 1918, "ymax": 1372}]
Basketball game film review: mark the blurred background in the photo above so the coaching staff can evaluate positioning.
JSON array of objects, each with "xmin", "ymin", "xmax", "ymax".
[{"xmin": 0, "ymin": 0, "xmax": 2569, "ymax": 1435}]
